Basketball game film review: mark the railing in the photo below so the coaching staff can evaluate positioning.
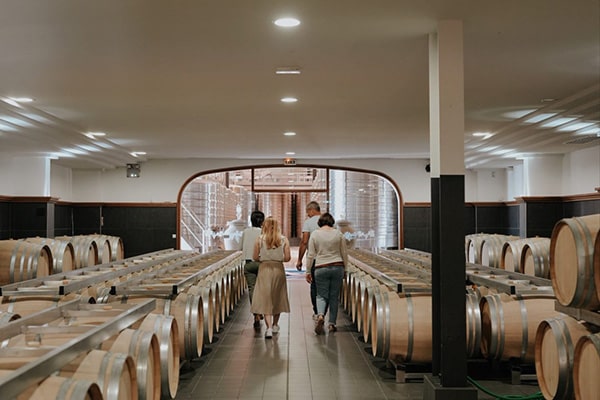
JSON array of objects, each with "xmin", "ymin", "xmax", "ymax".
[{"xmin": 181, "ymin": 203, "xmax": 207, "ymax": 252}]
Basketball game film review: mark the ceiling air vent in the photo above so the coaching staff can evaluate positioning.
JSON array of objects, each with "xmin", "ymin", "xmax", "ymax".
[{"xmin": 564, "ymin": 135, "xmax": 600, "ymax": 145}]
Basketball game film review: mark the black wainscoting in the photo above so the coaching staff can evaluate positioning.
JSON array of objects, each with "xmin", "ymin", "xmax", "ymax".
[
  {"xmin": 0, "ymin": 200, "xmax": 9, "ymax": 240},
  {"xmin": 101, "ymin": 205, "xmax": 177, "ymax": 258},
  {"xmin": 8, "ymin": 202, "xmax": 49, "ymax": 238}
]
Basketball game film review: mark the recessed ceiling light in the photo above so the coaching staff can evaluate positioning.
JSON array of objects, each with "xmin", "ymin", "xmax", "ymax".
[
  {"xmin": 283, "ymin": 131, "xmax": 296, "ymax": 136},
  {"xmin": 281, "ymin": 97, "xmax": 298, "ymax": 103},
  {"xmin": 9, "ymin": 97, "xmax": 34, "ymax": 103},
  {"xmin": 286, "ymin": 151, "xmax": 295, "ymax": 155},
  {"xmin": 541, "ymin": 117, "xmax": 578, "ymax": 128},
  {"xmin": 472, "ymin": 132, "xmax": 493, "ymax": 140},
  {"xmin": 275, "ymin": 67, "xmax": 301, "ymax": 75},
  {"xmin": 85, "ymin": 131, "xmax": 107, "ymax": 138},
  {"xmin": 131, "ymin": 151, "xmax": 147, "ymax": 157},
  {"xmin": 274, "ymin": 17, "xmax": 300, "ymax": 27}
]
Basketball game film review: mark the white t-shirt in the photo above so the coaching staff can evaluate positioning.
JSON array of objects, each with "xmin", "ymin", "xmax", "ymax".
[{"xmin": 240, "ymin": 227, "xmax": 261, "ymax": 260}]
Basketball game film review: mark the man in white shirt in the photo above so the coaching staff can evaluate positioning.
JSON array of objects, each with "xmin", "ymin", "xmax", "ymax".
[
  {"xmin": 241, "ymin": 210, "xmax": 265, "ymax": 329},
  {"xmin": 295, "ymin": 201, "xmax": 321, "ymax": 317}
]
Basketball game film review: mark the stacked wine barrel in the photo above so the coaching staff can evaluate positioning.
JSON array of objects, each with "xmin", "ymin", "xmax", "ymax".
[
  {"xmin": 0, "ymin": 248, "xmax": 246, "ymax": 400},
  {"xmin": 0, "ymin": 234, "xmax": 125, "ymax": 285},
  {"xmin": 535, "ymin": 214, "xmax": 600, "ymax": 400}
]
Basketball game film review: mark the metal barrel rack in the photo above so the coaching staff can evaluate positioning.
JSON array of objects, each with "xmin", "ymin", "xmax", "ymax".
[{"xmin": 0, "ymin": 298, "xmax": 155, "ymax": 399}]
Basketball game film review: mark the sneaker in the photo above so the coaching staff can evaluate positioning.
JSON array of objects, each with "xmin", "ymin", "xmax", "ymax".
[
  {"xmin": 328, "ymin": 324, "xmax": 337, "ymax": 333},
  {"xmin": 265, "ymin": 328, "xmax": 273, "ymax": 339},
  {"xmin": 314, "ymin": 316, "xmax": 325, "ymax": 335},
  {"xmin": 272, "ymin": 325, "xmax": 280, "ymax": 334}
]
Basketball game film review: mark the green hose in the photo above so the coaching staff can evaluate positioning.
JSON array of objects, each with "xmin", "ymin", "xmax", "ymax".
[{"xmin": 467, "ymin": 376, "xmax": 545, "ymax": 400}]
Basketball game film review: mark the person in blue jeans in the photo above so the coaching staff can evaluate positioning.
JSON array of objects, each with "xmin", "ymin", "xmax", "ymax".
[{"xmin": 305, "ymin": 212, "xmax": 348, "ymax": 334}]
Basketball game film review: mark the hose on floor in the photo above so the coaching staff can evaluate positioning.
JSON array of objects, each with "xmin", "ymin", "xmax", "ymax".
[{"xmin": 467, "ymin": 376, "xmax": 545, "ymax": 400}]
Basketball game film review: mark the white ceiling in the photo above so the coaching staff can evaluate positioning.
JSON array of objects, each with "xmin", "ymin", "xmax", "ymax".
[{"xmin": 0, "ymin": 1, "xmax": 598, "ymax": 170}]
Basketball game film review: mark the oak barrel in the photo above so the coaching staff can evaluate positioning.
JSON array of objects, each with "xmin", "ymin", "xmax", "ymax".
[
  {"xmin": 25, "ymin": 237, "xmax": 76, "ymax": 273},
  {"xmin": 0, "ymin": 240, "xmax": 52, "ymax": 284},
  {"xmin": 72, "ymin": 349, "xmax": 137, "ymax": 400},
  {"xmin": 520, "ymin": 237, "xmax": 551, "ymax": 278},
  {"xmin": 480, "ymin": 293, "xmax": 559, "ymax": 362},
  {"xmin": 103, "ymin": 328, "xmax": 161, "ymax": 400},
  {"xmin": 136, "ymin": 313, "xmax": 180, "ymax": 399},
  {"xmin": 30, "ymin": 376, "xmax": 103, "ymax": 400},
  {"xmin": 573, "ymin": 332, "xmax": 600, "ymax": 400},
  {"xmin": 550, "ymin": 214, "xmax": 600, "ymax": 310},
  {"xmin": 535, "ymin": 315, "xmax": 592, "ymax": 400}
]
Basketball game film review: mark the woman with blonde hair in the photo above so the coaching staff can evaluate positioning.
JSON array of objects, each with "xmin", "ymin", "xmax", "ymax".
[{"xmin": 250, "ymin": 216, "xmax": 291, "ymax": 338}]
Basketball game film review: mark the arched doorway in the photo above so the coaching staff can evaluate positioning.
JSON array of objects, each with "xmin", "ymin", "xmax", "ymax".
[{"xmin": 177, "ymin": 165, "xmax": 403, "ymax": 252}]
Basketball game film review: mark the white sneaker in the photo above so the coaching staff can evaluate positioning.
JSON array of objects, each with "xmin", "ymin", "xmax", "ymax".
[
  {"xmin": 272, "ymin": 325, "xmax": 280, "ymax": 334},
  {"xmin": 265, "ymin": 328, "xmax": 273, "ymax": 339}
]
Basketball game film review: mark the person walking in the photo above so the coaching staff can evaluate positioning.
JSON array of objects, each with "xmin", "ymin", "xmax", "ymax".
[
  {"xmin": 240, "ymin": 210, "xmax": 265, "ymax": 329},
  {"xmin": 305, "ymin": 213, "xmax": 348, "ymax": 335},
  {"xmin": 295, "ymin": 201, "xmax": 321, "ymax": 318},
  {"xmin": 250, "ymin": 216, "xmax": 291, "ymax": 338}
]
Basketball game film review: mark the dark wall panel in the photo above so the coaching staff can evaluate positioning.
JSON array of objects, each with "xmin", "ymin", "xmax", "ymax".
[
  {"xmin": 525, "ymin": 202, "xmax": 563, "ymax": 238},
  {"xmin": 474, "ymin": 205, "xmax": 510, "ymax": 235},
  {"xmin": 73, "ymin": 206, "xmax": 102, "ymax": 235},
  {"xmin": 101, "ymin": 206, "xmax": 177, "ymax": 258},
  {"xmin": 506, "ymin": 204, "xmax": 520, "ymax": 236},
  {"xmin": 0, "ymin": 201, "xmax": 9, "ymax": 239},
  {"xmin": 9, "ymin": 202, "xmax": 48, "ymax": 238},
  {"xmin": 54, "ymin": 204, "xmax": 73, "ymax": 237},
  {"xmin": 563, "ymin": 199, "xmax": 600, "ymax": 218},
  {"xmin": 403, "ymin": 206, "xmax": 431, "ymax": 252}
]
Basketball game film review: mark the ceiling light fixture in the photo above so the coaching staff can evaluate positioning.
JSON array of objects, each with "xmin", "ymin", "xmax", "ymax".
[
  {"xmin": 283, "ymin": 131, "xmax": 296, "ymax": 136},
  {"xmin": 281, "ymin": 97, "xmax": 298, "ymax": 103},
  {"xmin": 275, "ymin": 67, "xmax": 301, "ymax": 75},
  {"xmin": 274, "ymin": 17, "xmax": 300, "ymax": 27},
  {"xmin": 472, "ymin": 132, "xmax": 493, "ymax": 140},
  {"xmin": 9, "ymin": 97, "xmax": 34, "ymax": 103},
  {"xmin": 85, "ymin": 131, "xmax": 107, "ymax": 139},
  {"xmin": 286, "ymin": 152, "xmax": 296, "ymax": 155},
  {"xmin": 131, "ymin": 151, "xmax": 147, "ymax": 157}
]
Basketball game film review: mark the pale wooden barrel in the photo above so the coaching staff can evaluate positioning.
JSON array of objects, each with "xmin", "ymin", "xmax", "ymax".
[
  {"xmin": 372, "ymin": 292, "xmax": 432, "ymax": 362},
  {"xmin": 480, "ymin": 293, "xmax": 559, "ymax": 362},
  {"xmin": 361, "ymin": 283, "xmax": 387, "ymax": 343},
  {"xmin": 30, "ymin": 376, "xmax": 104, "ymax": 400},
  {"xmin": 574, "ymin": 332, "xmax": 600, "ymax": 400},
  {"xmin": 0, "ymin": 294, "xmax": 93, "ymax": 317},
  {"xmin": 103, "ymin": 328, "xmax": 161, "ymax": 400},
  {"xmin": 120, "ymin": 293, "xmax": 203, "ymax": 362},
  {"xmin": 0, "ymin": 240, "xmax": 52, "ymax": 284},
  {"xmin": 25, "ymin": 237, "xmax": 76, "ymax": 273},
  {"xmin": 71, "ymin": 349, "xmax": 137, "ymax": 400},
  {"xmin": 501, "ymin": 238, "xmax": 529, "ymax": 272},
  {"xmin": 107, "ymin": 235, "xmax": 124, "ymax": 261},
  {"xmin": 88, "ymin": 235, "xmax": 112, "ymax": 265},
  {"xmin": 188, "ymin": 283, "xmax": 215, "ymax": 345},
  {"xmin": 466, "ymin": 233, "xmax": 490, "ymax": 264},
  {"xmin": 136, "ymin": 313, "xmax": 180, "ymax": 399},
  {"xmin": 466, "ymin": 290, "xmax": 482, "ymax": 358},
  {"xmin": 481, "ymin": 234, "xmax": 519, "ymax": 269},
  {"xmin": 56, "ymin": 236, "xmax": 98, "ymax": 269},
  {"xmin": 550, "ymin": 214, "xmax": 600, "ymax": 310},
  {"xmin": 355, "ymin": 275, "xmax": 377, "ymax": 334},
  {"xmin": 520, "ymin": 237, "xmax": 551, "ymax": 278},
  {"xmin": 535, "ymin": 315, "xmax": 593, "ymax": 400}
]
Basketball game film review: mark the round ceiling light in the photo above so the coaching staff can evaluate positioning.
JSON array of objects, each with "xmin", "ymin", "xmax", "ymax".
[{"xmin": 274, "ymin": 17, "xmax": 300, "ymax": 27}]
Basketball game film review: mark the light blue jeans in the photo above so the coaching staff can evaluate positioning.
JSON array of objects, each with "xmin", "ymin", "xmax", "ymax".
[{"xmin": 314, "ymin": 265, "xmax": 344, "ymax": 325}]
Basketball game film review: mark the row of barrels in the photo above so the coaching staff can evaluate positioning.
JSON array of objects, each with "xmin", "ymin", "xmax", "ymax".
[
  {"xmin": 466, "ymin": 213, "xmax": 600, "ymax": 312},
  {"xmin": 0, "ymin": 235, "xmax": 124, "ymax": 285},
  {"xmin": 0, "ymin": 250, "xmax": 247, "ymax": 400},
  {"xmin": 466, "ymin": 233, "xmax": 551, "ymax": 278},
  {"xmin": 345, "ymin": 255, "xmax": 600, "ymax": 399}
]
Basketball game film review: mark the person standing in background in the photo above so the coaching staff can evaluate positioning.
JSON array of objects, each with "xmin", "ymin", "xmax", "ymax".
[
  {"xmin": 305, "ymin": 213, "xmax": 348, "ymax": 334},
  {"xmin": 240, "ymin": 210, "xmax": 265, "ymax": 329},
  {"xmin": 251, "ymin": 217, "xmax": 291, "ymax": 339},
  {"xmin": 295, "ymin": 201, "xmax": 321, "ymax": 319}
]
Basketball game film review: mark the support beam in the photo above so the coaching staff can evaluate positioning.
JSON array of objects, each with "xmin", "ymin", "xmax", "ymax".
[{"xmin": 424, "ymin": 20, "xmax": 477, "ymax": 400}]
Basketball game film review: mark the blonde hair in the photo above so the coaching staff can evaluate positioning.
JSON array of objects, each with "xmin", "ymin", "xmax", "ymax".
[{"xmin": 261, "ymin": 217, "xmax": 282, "ymax": 249}]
